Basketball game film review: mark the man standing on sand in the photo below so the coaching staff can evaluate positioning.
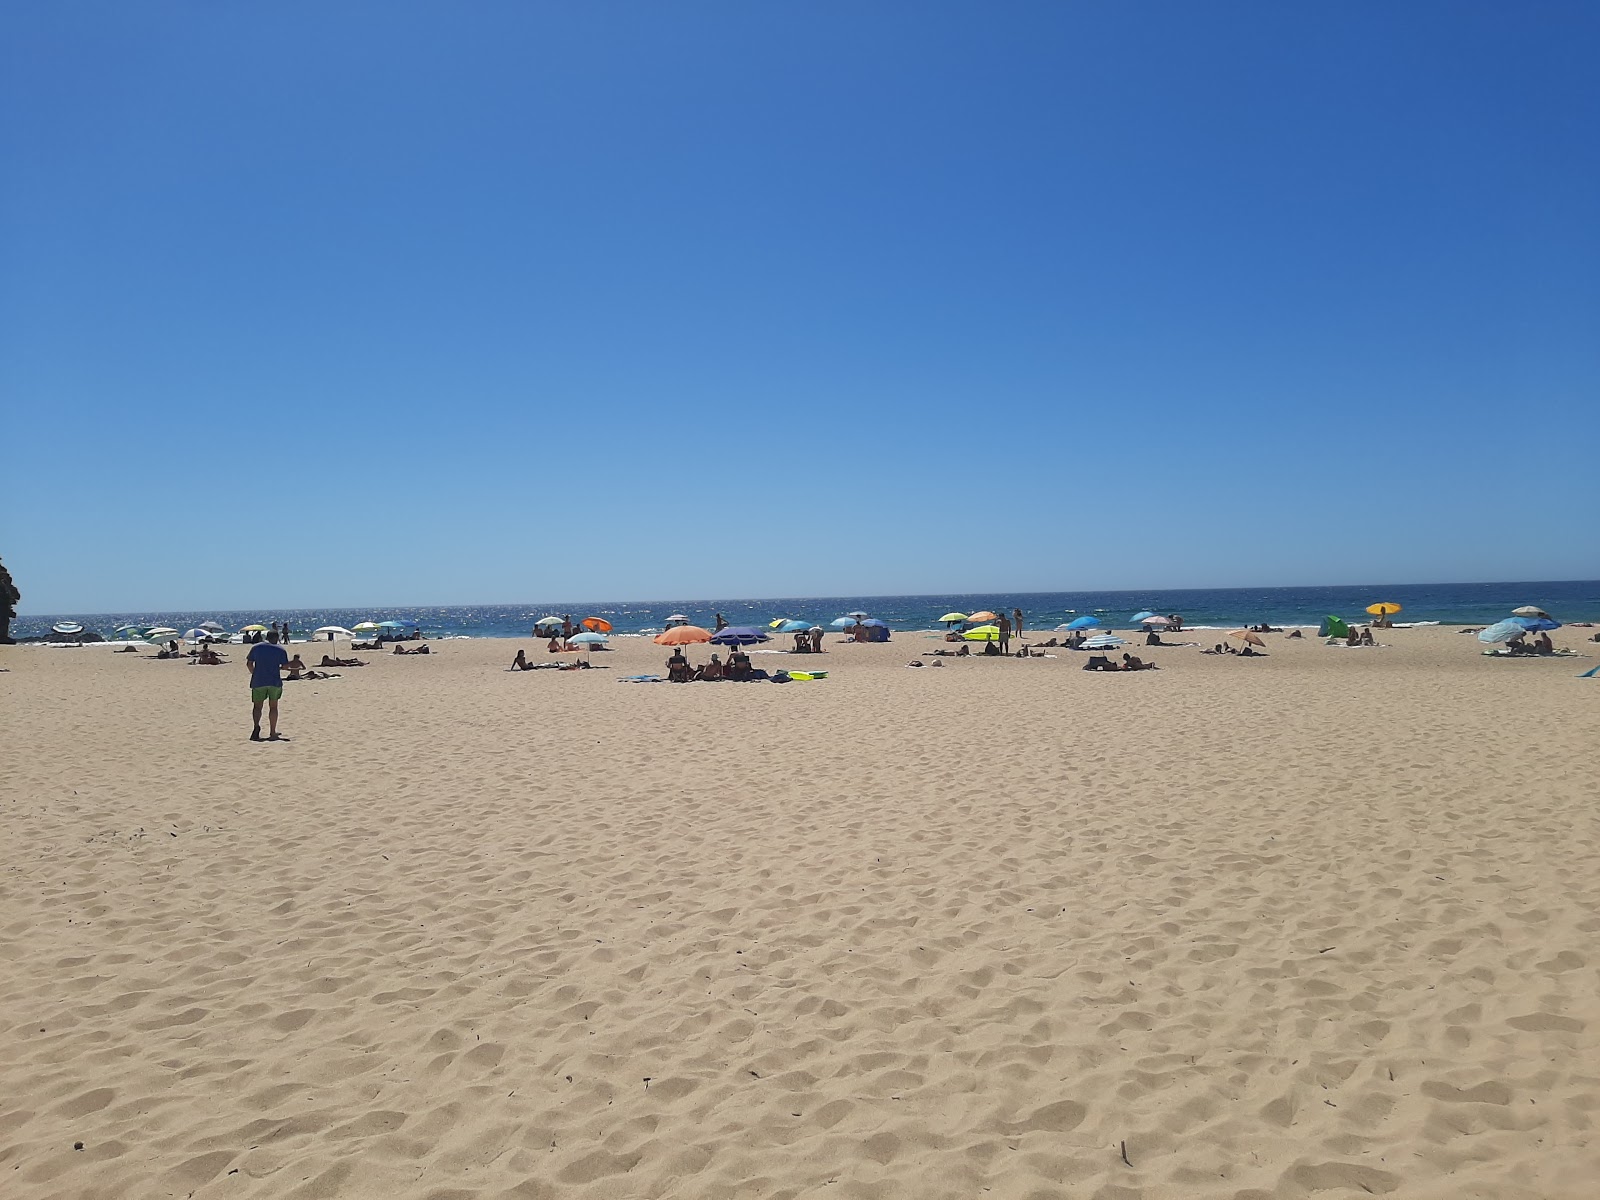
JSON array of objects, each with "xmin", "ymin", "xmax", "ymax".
[
  {"xmin": 246, "ymin": 630, "xmax": 290, "ymax": 742},
  {"xmin": 997, "ymin": 613, "xmax": 1012, "ymax": 654},
  {"xmin": 1013, "ymin": 607, "xmax": 1024, "ymax": 636}
]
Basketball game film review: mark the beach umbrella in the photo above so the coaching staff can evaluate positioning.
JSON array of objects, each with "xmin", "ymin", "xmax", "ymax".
[
  {"xmin": 145, "ymin": 626, "xmax": 180, "ymax": 638},
  {"xmin": 830, "ymin": 616, "xmax": 857, "ymax": 627},
  {"xmin": 1141, "ymin": 616, "xmax": 1172, "ymax": 627},
  {"xmin": 240, "ymin": 624, "xmax": 268, "ymax": 632},
  {"xmin": 1365, "ymin": 602, "xmax": 1402, "ymax": 616},
  {"xmin": 113, "ymin": 623, "xmax": 144, "ymax": 634},
  {"xmin": 199, "ymin": 620, "xmax": 226, "ymax": 632},
  {"xmin": 768, "ymin": 618, "xmax": 791, "ymax": 629},
  {"xmin": 51, "ymin": 622, "xmax": 85, "ymax": 635},
  {"xmin": 665, "ymin": 613, "xmax": 690, "ymax": 623},
  {"xmin": 1478, "ymin": 619, "xmax": 1524, "ymax": 644},
  {"xmin": 711, "ymin": 626, "xmax": 771, "ymax": 646},
  {"xmin": 1129, "ymin": 611, "xmax": 1158, "ymax": 624},
  {"xmin": 1082, "ymin": 634, "xmax": 1126, "ymax": 649},
  {"xmin": 846, "ymin": 611, "xmax": 869, "ymax": 620},
  {"xmin": 353, "ymin": 621, "xmax": 380, "ymax": 631},
  {"xmin": 1511, "ymin": 606, "xmax": 1550, "ymax": 618},
  {"xmin": 938, "ymin": 612, "xmax": 968, "ymax": 625},
  {"xmin": 777, "ymin": 619, "xmax": 812, "ymax": 633},
  {"xmin": 581, "ymin": 617, "xmax": 613, "ymax": 632},
  {"xmin": 1512, "ymin": 616, "xmax": 1560, "ymax": 632},
  {"xmin": 654, "ymin": 625, "xmax": 712, "ymax": 646},
  {"xmin": 963, "ymin": 624, "xmax": 1000, "ymax": 641},
  {"xmin": 533, "ymin": 616, "xmax": 564, "ymax": 627},
  {"xmin": 181, "ymin": 628, "xmax": 210, "ymax": 640},
  {"xmin": 376, "ymin": 621, "xmax": 407, "ymax": 629},
  {"xmin": 861, "ymin": 618, "xmax": 890, "ymax": 628},
  {"xmin": 569, "ymin": 631, "xmax": 608, "ymax": 644},
  {"xmin": 1228, "ymin": 630, "xmax": 1266, "ymax": 647},
  {"xmin": 1064, "ymin": 616, "xmax": 1101, "ymax": 631},
  {"xmin": 967, "ymin": 610, "xmax": 998, "ymax": 623},
  {"xmin": 314, "ymin": 625, "xmax": 355, "ymax": 638}
]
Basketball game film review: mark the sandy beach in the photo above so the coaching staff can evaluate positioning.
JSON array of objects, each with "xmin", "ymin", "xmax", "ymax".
[{"xmin": 2, "ymin": 625, "xmax": 1597, "ymax": 1199}]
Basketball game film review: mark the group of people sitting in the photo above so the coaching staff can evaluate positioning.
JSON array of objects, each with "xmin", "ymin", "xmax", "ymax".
[
  {"xmin": 1203, "ymin": 642, "xmax": 1267, "ymax": 656},
  {"xmin": 1340, "ymin": 627, "xmax": 1379, "ymax": 646},
  {"xmin": 1503, "ymin": 631, "xmax": 1558, "ymax": 655},
  {"xmin": 667, "ymin": 648, "xmax": 763, "ymax": 682},
  {"xmin": 1083, "ymin": 653, "xmax": 1158, "ymax": 671}
]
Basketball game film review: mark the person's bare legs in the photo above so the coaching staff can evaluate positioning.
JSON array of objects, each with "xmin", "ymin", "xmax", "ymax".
[
  {"xmin": 251, "ymin": 699, "xmax": 264, "ymax": 740},
  {"xmin": 267, "ymin": 698, "xmax": 281, "ymax": 739}
]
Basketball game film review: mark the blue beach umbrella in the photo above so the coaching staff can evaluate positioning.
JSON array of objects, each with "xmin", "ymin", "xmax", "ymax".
[
  {"xmin": 1064, "ymin": 616, "xmax": 1101, "ymax": 631},
  {"xmin": 830, "ymin": 616, "xmax": 857, "ymax": 627},
  {"xmin": 777, "ymin": 620, "xmax": 812, "ymax": 633},
  {"xmin": 1478, "ymin": 620, "xmax": 1525, "ymax": 644},
  {"xmin": 1082, "ymin": 634, "xmax": 1126, "ymax": 649},
  {"xmin": 710, "ymin": 626, "xmax": 771, "ymax": 645},
  {"xmin": 1128, "ymin": 611, "xmax": 1157, "ymax": 624},
  {"xmin": 1512, "ymin": 616, "xmax": 1561, "ymax": 632}
]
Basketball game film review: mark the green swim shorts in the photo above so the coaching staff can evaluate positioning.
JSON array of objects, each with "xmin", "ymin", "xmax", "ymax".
[{"xmin": 251, "ymin": 686, "xmax": 284, "ymax": 702}]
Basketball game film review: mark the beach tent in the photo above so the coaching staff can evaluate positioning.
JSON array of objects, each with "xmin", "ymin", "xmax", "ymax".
[
  {"xmin": 1478, "ymin": 620, "xmax": 1524, "ymax": 644},
  {"xmin": 1319, "ymin": 615, "xmax": 1350, "ymax": 639},
  {"xmin": 859, "ymin": 618, "xmax": 891, "ymax": 642}
]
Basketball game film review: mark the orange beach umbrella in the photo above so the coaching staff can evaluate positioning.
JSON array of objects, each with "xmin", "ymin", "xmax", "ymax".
[
  {"xmin": 582, "ymin": 617, "xmax": 613, "ymax": 632},
  {"xmin": 653, "ymin": 625, "xmax": 712, "ymax": 646},
  {"xmin": 1228, "ymin": 630, "xmax": 1266, "ymax": 647},
  {"xmin": 966, "ymin": 610, "xmax": 998, "ymax": 623}
]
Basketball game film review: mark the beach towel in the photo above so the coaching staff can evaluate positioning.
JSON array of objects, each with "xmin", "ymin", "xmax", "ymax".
[{"xmin": 619, "ymin": 674, "xmax": 666, "ymax": 683}]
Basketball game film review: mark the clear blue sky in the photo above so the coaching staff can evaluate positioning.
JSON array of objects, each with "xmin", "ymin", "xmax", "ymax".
[{"xmin": 4, "ymin": 2, "xmax": 1596, "ymax": 613}]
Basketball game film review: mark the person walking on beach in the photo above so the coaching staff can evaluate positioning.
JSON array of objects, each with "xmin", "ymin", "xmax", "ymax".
[
  {"xmin": 997, "ymin": 614, "xmax": 1011, "ymax": 654},
  {"xmin": 246, "ymin": 630, "xmax": 290, "ymax": 742}
]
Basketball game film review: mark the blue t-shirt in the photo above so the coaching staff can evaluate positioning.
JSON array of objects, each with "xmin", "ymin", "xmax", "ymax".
[{"xmin": 248, "ymin": 643, "xmax": 289, "ymax": 689}]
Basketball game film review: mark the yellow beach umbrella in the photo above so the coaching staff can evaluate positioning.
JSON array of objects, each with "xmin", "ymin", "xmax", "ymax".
[
  {"xmin": 352, "ymin": 621, "xmax": 380, "ymax": 631},
  {"xmin": 938, "ymin": 612, "xmax": 968, "ymax": 623},
  {"xmin": 240, "ymin": 624, "xmax": 268, "ymax": 632},
  {"xmin": 768, "ymin": 618, "xmax": 791, "ymax": 629},
  {"xmin": 963, "ymin": 624, "xmax": 1000, "ymax": 641},
  {"xmin": 1365, "ymin": 602, "xmax": 1402, "ymax": 616}
]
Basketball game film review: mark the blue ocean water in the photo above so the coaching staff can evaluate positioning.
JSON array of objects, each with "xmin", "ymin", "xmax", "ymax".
[{"xmin": 13, "ymin": 580, "xmax": 1600, "ymax": 641}]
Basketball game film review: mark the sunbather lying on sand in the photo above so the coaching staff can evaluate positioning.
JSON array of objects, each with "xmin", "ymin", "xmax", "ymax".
[
  {"xmin": 321, "ymin": 655, "xmax": 366, "ymax": 667},
  {"xmin": 392, "ymin": 644, "xmax": 430, "ymax": 655}
]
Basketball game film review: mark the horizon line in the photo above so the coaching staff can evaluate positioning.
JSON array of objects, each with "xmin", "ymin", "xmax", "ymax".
[{"xmin": 15, "ymin": 577, "xmax": 1598, "ymax": 619}]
